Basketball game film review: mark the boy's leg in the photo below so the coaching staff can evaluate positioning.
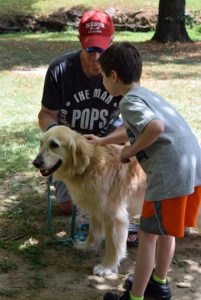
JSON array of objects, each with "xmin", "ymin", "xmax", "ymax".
[
  {"xmin": 131, "ymin": 199, "xmax": 176, "ymax": 298},
  {"xmin": 131, "ymin": 229, "xmax": 158, "ymax": 298},
  {"xmin": 155, "ymin": 235, "xmax": 175, "ymax": 280}
]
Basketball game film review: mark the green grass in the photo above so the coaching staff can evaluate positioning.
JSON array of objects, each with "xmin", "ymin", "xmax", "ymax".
[
  {"xmin": 27, "ymin": 274, "xmax": 47, "ymax": 289},
  {"xmin": 0, "ymin": 258, "xmax": 18, "ymax": 272},
  {"xmin": 0, "ymin": 71, "xmax": 42, "ymax": 178},
  {"xmin": 0, "ymin": 288, "xmax": 19, "ymax": 297},
  {"xmin": 0, "ymin": 27, "xmax": 200, "ymax": 71},
  {"xmin": 115, "ymin": 27, "xmax": 201, "ymax": 42},
  {"xmin": 0, "ymin": 0, "xmax": 200, "ymax": 16},
  {"xmin": 0, "ymin": 0, "xmax": 158, "ymax": 15}
]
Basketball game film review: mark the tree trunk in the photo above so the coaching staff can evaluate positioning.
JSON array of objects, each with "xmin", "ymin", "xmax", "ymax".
[{"xmin": 152, "ymin": 0, "xmax": 192, "ymax": 43}]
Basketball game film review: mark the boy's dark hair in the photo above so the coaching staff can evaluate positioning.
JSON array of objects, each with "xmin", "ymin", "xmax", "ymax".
[{"xmin": 99, "ymin": 42, "xmax": 142, "ymax": 84}]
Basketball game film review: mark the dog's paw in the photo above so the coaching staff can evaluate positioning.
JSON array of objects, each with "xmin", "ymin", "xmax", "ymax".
[
  {"xmin": 74, "ymin": 240, "xmax": 99, "ymax": 252},
  {"xmin": 93, "ymin": 264, "xmax": 117, "ymax": 276}
]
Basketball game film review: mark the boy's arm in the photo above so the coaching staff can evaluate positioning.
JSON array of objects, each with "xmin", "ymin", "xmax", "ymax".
[
  {"xmin": 120, "ymin": 119, "xmax": 164, "ymax": 163},
  {"xmin": 84, "ymin": 124, "xmax": 129, "ymax": 145}
]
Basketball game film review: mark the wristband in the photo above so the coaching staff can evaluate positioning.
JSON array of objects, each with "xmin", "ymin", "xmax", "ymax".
[{"xmin": 46, "ymin": 122, "xmax": 58, "ymax": 131}]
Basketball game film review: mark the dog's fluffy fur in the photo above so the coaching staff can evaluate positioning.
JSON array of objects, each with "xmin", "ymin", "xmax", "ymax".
[
  {"xmin": 33, "ymin": 125, "xmax": 201, "ymax": 276},
  {"xmin": 33, "ymin": 125, "xmax": 146, "ymax": 275}
]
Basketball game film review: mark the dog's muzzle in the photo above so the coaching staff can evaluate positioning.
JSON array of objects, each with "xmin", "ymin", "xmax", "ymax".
[
  {"xmin": 33, "ymin": 155, "xmax": 62, "ymax": 177},
  {"xmin": 33, "ymin": 154, "xmax": 44, "ymax": 169}
]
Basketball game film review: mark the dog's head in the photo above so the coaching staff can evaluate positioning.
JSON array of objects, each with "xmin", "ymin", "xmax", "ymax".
[{"xmin": 33, "ymin": 126, "xmax": 92, "ymax": 178}]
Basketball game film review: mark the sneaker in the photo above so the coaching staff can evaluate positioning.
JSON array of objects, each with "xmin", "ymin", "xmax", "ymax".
[
  {"xmin": 103, "ymin": 290, "xmax": 130, "ymax": 300},
  {"xmin": 144, "ymin": 276, "xmax": 172, "ymax": 300},
  {"xmin": 123, "ymin": 276, "xmax": 134, "ymax": 291},
  {"xmin": 124, "ymin": 274, "xmax": 172, "ymax": 300}
]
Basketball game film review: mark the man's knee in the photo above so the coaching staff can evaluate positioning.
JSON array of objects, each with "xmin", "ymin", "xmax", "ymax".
[{"xmin": 59, "ymin": 200, "xmax": 74, "ymax": 214}]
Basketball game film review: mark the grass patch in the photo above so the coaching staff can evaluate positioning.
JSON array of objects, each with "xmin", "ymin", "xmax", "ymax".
[
  {"xmin": 27, "ymin": 274, "xmax": 47, "ymax": 289},
  {"xmin": 0, "ymin": 258, "xmax": 18, "ymax": 273},
  {"xmin": 0, "ymin": 288, "xmax": 19, "ymax": 297},
  {"xmin": 0, "ymin": 0, "xmax": 159, "ymax": 16},
  {"xmin": 171, "ymin": 257, "xmax": 189, "ymax": 268},
  {"xmin": 0, "ymin": 0, "xmax": 200, "ymax": 16}
]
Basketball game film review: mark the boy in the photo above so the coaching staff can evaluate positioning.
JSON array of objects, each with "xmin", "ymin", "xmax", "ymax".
[{"xmin": 98, "ymin": 42, "xmax": 201, "ymax": 300}]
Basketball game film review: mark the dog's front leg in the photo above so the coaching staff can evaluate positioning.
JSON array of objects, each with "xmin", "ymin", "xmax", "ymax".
[
  {"xmin": 93, "ymin": 215, "xmax": 128, "ymax": 276},
  {"xmin": 75, "ymin": 214, "xmax": 104, "ymax": 252}
]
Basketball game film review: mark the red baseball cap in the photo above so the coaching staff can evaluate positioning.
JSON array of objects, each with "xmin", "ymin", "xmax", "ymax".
[{"xmin": 78, "ymin": 10, "xmax": 114, "ymax": 50}]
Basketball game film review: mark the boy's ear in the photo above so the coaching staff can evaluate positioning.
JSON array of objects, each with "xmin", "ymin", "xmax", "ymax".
[{"xmin": 111, "ymin": 70, "xmax": 118, "ymax": 82}]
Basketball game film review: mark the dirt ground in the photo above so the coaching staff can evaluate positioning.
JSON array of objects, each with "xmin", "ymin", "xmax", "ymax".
[{"xmin": 1, "ymin": 198, "xmax": 201, "ymax": 300}]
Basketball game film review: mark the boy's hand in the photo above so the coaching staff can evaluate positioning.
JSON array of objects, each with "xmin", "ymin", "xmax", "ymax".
[
  {"xmin": 120, "ymin": 145, "xmax": 134, "ymax": 163},
  {"xmin": 83, "ymin": 134, "xmax": 102, "ymax": 145},
  {"xmin": 120, "ymin": 119, "xmax": 164, "ymax": 163}
]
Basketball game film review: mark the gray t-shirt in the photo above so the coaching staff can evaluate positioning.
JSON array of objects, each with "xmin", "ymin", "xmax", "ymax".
[{"xmin": 119, "ymin": 87, "xmax": 201, "ymax": 201}]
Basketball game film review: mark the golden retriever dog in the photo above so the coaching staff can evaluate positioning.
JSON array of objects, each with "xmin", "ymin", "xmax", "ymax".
[
  {"xmin": 33, "ymin": 125, "xmax": 146, "ymax": 276},
  {"xmin": 33, "ymin": 126, "xmax": 201, "ymax": 275}
]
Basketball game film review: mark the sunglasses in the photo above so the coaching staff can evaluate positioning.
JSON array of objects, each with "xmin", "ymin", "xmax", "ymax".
[{"xmin": 85, "ymin": 47, "xmax": 105, "ymax": 53}]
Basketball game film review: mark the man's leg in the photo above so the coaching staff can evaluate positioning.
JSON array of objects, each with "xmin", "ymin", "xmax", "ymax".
[
  {"xmin": 59, "ymin": 200, "xmax": 74, "ymax": 214},
  {"xmin": 52, "ymin": 178, "xmax": 74, "ymax": 214},
  {"xmin": 127, "ymin": 224, "xmax": 138, "ymax": 246}
]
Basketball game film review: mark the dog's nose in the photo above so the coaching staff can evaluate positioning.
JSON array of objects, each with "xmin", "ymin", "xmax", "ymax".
[{"xmin": 33, "ymin": 155, "xmax": 44, "ymax": 168}]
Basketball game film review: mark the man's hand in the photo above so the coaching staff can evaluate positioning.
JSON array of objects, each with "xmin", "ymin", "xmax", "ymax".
[{"xmin": 83, "ymin": 134, "xmax": 102, "ymax": 145}]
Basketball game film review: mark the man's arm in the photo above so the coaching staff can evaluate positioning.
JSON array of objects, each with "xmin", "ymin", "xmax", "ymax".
[
  {"xmin": 38, "ymin": 105, "xmax": 59, "ymax": 132},
  {"xmin": 84, "ymin": 124, "xmax": 129, "ymax": 146},
  {"xmin": 120, "ymin": 119, "xmax": 164, "ymax": 163}
]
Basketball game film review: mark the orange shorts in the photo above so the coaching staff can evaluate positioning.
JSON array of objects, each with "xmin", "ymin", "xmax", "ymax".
[{"xmin": 140, "ymin": 186, "xmax": 201, "ymax": 237}]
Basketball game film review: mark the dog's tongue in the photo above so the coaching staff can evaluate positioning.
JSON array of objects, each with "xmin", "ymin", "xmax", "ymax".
[
  {"xmin": 40, "ymin": 169, "xmax": 50, "ymax": 176},
  {"xmin": 39, "ymin": 160, "xmax": 62, "ymax": 177}
]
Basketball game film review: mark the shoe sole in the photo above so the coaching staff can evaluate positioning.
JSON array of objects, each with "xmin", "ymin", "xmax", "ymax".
[{"xmin": 144, "ymin": 293, "xmax": 171, "ymax": 300}]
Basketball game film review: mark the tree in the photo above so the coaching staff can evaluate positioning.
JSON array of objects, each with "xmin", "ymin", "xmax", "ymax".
[{"xmin": 152, "ymin": 0, "xmax": 192, "ymax": 43}]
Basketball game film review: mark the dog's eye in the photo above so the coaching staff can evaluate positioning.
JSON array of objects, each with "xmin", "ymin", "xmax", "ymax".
[{"xmin": 50, "ymin": 141, "xmax": 59, "ymax": 148}]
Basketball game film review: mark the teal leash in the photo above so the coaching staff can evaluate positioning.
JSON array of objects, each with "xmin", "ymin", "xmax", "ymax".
[{"xmin": 47, "ymin": 177, "xmax": 89, "ymax": 242}]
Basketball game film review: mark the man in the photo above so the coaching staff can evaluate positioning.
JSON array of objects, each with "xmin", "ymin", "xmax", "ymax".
[{"xmin": 38, "ymin": 10, "xmax": 137, "ymax": 245}]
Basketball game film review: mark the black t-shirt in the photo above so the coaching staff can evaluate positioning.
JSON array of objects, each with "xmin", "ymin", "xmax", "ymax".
[{"xmin": 41, "ymin": 50, "xmax": 122, "ymax": 136}]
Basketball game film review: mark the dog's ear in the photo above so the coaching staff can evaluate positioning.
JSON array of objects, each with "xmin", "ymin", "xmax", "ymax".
[{"xmin": 70, "ymin": 137, "xmax": 90, "ymax": 175}]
